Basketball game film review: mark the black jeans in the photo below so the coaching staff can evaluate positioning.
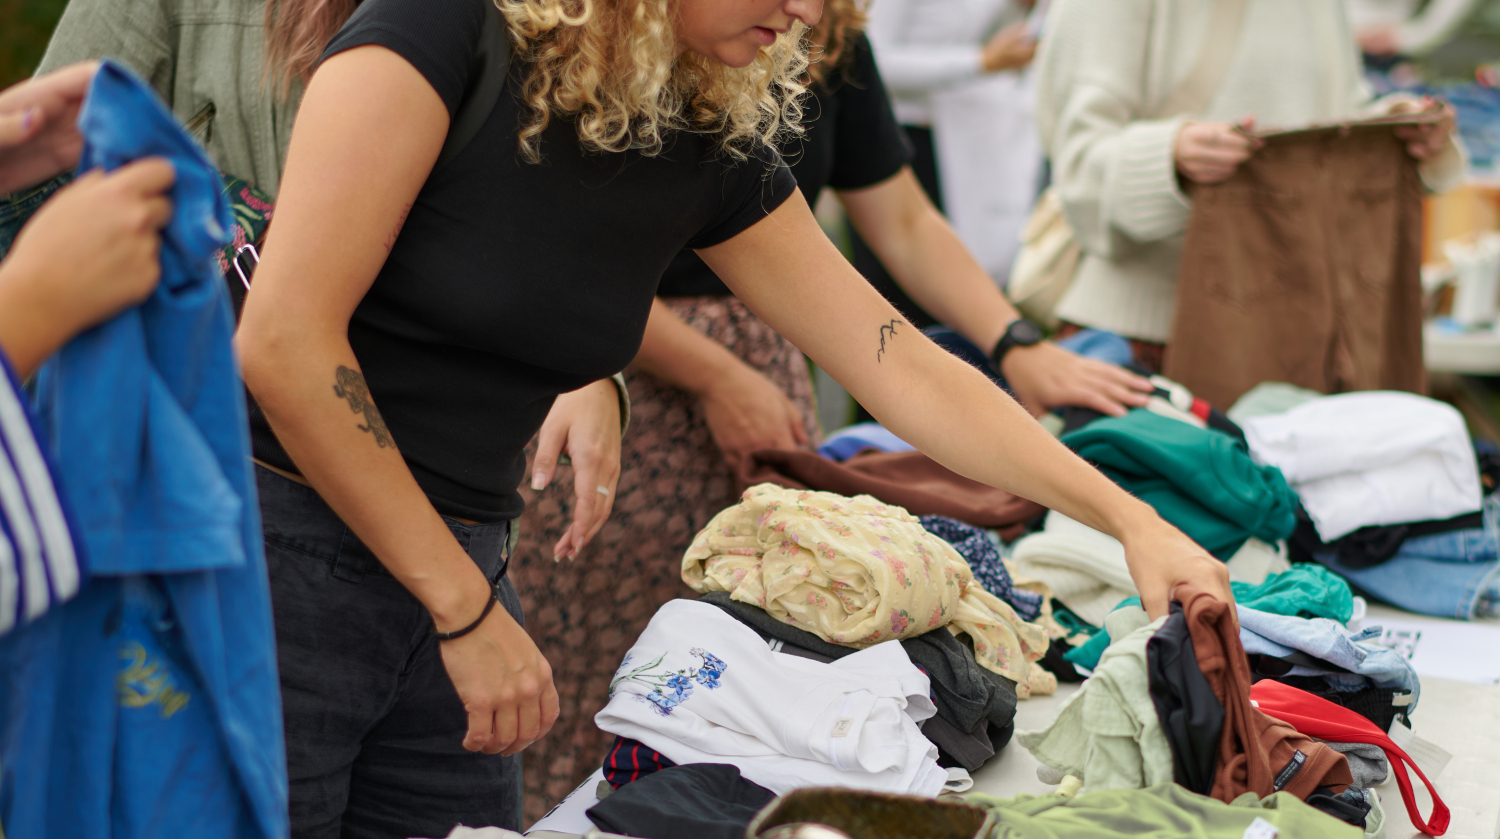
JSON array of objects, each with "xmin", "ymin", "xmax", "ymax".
[{"xmin": 257, "ymin": 466, "xmax": 523, "ymax": 839}]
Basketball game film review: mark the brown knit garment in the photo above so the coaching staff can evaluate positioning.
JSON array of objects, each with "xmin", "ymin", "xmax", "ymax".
[
  {"xmin": 739, "ymin": 449, "xmax": 1045, "ymax": 537},
  {"xmin": 1165, "ymin": 121, "xmax": 1426, "ymax": 410},
  {"xmin": 1178, "ymin": 583, "xmax": 1353, "ymax": 802}
]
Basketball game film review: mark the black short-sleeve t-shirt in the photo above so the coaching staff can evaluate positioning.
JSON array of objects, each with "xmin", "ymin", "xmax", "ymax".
[
  {"xmin": 655, "ymin": 33, "xmax": 912, "ymax": 297},
  {"xmin": 249, "ymin": 0, "xmax": 798, "ymax": 521}
]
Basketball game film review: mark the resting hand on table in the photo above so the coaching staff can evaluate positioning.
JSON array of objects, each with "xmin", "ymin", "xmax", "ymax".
[
  {"xmin": 532, "ymin": 378, "xmax": 622, "ymax": 561},
  {"xmin": 1001, "ymin": 340, "xmax": 1153, "ymax": 418}
]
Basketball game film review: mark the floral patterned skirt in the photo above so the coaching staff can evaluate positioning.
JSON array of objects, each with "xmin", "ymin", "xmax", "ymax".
[{"xmin": 511, "ymin": 295, "xmax": 821, "ymax": 824}]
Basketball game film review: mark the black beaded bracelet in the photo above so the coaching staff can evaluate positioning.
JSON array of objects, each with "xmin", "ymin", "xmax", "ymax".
[{"xmin": 433, "ymin": 581, "xmax": 501, "ymax": 641}]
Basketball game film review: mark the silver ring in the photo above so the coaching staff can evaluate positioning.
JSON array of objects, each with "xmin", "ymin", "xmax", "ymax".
[{"xmin": 596, "ymin": 485, "xmax": 611, "ymax": 496}]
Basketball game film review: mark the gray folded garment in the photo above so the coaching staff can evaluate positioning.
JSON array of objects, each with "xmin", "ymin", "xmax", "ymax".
[
  {"xmin": 697, "ymin": 592, "xmax": 1017, "ymax": 771},
  {"xmin": 1323, "ymin": 739, "xmax": 1391, "ymax": 790}
]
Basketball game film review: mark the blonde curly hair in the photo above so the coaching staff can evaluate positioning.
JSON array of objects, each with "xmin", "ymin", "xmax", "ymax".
[{"xmin": 498, "ymin": 0, "xmax": 810, "ymax": 162}]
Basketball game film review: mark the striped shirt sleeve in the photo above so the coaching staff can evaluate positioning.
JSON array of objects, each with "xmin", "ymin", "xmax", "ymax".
[{"xmin": 0, "ymin": 351, "xmax": 83, "ymax": 636}]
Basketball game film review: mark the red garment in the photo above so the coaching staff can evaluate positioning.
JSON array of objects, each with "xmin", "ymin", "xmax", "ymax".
[
  {"xmin": 1250, "ymin": 680, "xmax": 1450, "ymax": 836},
  {"xmin": 1178, "ymin": 584, "xmax": 1353, "ymax": 802},
  {"xmin": 739, "ymin": 449, "xmax": 1044, "ymax": 535}
]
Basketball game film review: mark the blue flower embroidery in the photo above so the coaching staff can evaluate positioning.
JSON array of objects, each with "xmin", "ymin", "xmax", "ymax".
[{"xmin": 609, "ymin": 648, "xmax": 728, "ymax": 716}]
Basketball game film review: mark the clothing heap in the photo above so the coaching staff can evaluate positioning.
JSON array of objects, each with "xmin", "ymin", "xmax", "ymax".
[
  {"xmin": 1018, "ymin": 585, "xmax": 1449, "ymax": 838},
  {"xmin": 1234, "ymin": 385, "xmax": 1500, "ymax": 621}
]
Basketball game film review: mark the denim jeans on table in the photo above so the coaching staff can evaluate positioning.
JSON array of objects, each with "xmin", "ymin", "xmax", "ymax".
[
  {"xmin": 1312, "ymin": 494, "xmax": 1500, "ymax": 621},
  {"xmin": 258, "ymin": 465, "xmax": 524, "ymax": 839},
  {"xmin": 1237, "ymin": 605, "xmax": 1422, "ymax": 711}
]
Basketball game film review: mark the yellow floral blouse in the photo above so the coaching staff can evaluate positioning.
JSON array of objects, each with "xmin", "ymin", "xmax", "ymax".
[{"xmin": 683, "ymin": 484, "xmax": 1057, "ymax": 698}]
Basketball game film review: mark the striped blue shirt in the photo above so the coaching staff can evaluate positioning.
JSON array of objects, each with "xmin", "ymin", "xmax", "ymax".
[{"xmin": 0, "ymin": 353, "xmax": 82, "ymax": 636}]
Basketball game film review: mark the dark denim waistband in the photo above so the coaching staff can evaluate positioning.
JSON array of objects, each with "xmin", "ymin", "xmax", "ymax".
[{"xmin": 254, "ymin": 464, "xmax": 510, "ymax": 584}]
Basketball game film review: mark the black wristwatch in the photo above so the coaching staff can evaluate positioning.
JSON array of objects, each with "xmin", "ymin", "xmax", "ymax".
[{"xmin": 990, "ymin": 318, "xmax": 1045, "ymax": 368}]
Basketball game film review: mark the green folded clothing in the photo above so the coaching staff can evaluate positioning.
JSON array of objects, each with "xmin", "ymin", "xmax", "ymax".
[
  {"xmin": 1062, "ymin": 410, "xmax": 1298, "ymax": 560},
  {"xmin": 967, "ymin": 782, "xmax": 1359, "ymax": 838}
]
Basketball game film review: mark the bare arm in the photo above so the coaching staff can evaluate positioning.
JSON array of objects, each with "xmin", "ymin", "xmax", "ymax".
[
  {"xmin": 633, "ymin": 297, "xmax": 807, "ymax": 469},
  {"xmin": 838, "ymin": 167, "xmax": 1151, "ymax": 416},
  {"xmin": 236, "ymin": 45, "xmax": 556, "ymax": 756},
  {"xmin": 698, "ymin": 192, "xmax": 1230, "ymax": 618}
]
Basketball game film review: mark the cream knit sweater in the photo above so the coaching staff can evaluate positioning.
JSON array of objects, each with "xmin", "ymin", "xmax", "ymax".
[{"xmin": 1034, "ymin": 0, "xmax": 1466, "ymax": 342}]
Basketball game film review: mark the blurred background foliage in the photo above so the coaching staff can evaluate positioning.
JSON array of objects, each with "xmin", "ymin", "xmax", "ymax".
[{"xmin": 1, "ymin": 0, "xmax": 69, "ymax": 88}]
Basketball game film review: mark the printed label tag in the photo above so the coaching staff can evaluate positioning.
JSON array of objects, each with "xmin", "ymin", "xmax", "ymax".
[
  {"xmin": 831, "ymin": 717, "xmax": 855, "ymax": 738},
  {"xmin": 1272, "ymin": 750, "xmax": 1306, "ymax": 791},
  {"xmin": 1390, "ymin": 719, "xmax": 1453, "ymax": 778},
  {"xmin": 1243, "ymin": 816, "xmax": 1279, "ymax": 839}
]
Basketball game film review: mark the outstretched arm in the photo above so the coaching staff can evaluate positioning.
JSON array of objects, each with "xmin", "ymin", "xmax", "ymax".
[
  {"xmin": 838, "ymin": 166, "xmax": 1152, "ymax": 416},
  {"xmin": 699, "ymin": 191, "xmax": 1231, "ymax": 618}
]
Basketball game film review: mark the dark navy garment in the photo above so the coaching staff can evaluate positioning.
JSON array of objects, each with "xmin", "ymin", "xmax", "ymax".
[{"xmin": 1, "ymin": 62, "xmax": 286, "ymax": 839}]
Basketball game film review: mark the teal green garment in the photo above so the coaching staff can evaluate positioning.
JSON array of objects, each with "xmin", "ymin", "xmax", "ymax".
[
  {"xmin": 1061, "ymin": 411, "xmax": 1298, "ymax": 560},
  {"xmin": 1063, "ymin": 566, "xmax": 1353, "ymax": 671},
  {"xmin": 967, "ymin": 783, "xmax": 1360, "ymax": 839}
]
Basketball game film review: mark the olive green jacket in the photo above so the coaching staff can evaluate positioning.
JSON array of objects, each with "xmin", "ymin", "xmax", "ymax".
[{"xmin": 39, "ymin": 0, "xmax": 299, "ymax": 198}]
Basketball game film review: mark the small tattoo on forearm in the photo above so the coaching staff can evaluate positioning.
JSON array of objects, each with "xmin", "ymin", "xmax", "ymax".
[
  {"xmin": 383, "ymin": 202, "xmax": 413, "ymax": 253},
  {"xmin": 876, "ymin": 319, "xmax": 902, "ymax": 363},
  {"xmin": 333, "ymin": 366, "xmax": 393, "ymax": 448}
]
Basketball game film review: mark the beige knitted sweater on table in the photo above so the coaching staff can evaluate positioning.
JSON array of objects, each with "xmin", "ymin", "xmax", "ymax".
[{"xmin": 1034, "ymin": 0, "xmax": 1466, "ymax": 343}]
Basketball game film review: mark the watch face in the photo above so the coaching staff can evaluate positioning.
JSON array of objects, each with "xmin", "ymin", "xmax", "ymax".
[{"xmin": 1012, "ymin": 319, "xmax": 1045, "ymax": 346}]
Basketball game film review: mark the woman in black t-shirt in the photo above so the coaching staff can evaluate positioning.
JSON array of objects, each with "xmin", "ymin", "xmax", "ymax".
[
  {"xmin": 510, "ymin": 3, "xmax": 1158, "ymax": 815},
  {"xmin": 237, "ymin": 0, "xmax": 1232, "ymax": 833}
]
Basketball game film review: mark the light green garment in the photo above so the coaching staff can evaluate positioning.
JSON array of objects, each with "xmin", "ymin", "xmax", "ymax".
[
  {"xmin": 38, "ymin": 0, "xmax": 299, "ymax": 198},
  {"xmin": 1226, "ymin": 382, "xmax": 1323, "ymax": 424},
  {"xmin": 967, "ymin": 783, "xmax": 1362, "ymax": 839},
  {"xmin": 1016, "ymin": 608, "xmax": 1174, "ymax": 794}
]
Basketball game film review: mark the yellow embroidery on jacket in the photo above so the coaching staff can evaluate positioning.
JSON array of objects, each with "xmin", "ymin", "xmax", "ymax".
[{"xmin": 117, "ymin": 642, "xmax": 191, "ymax": 718}]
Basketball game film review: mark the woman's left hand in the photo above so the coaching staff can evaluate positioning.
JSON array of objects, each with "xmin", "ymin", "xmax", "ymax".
[
  {"xmin": 0, "ymin": 62, "xmax": 97, "ymax": 195},
  {"xmin": 532, "ymin": 378, "xmax": 622, "ymax": 561},
  {"xmin": 1000, "ymin": 341, "xmax": 1154, "ymax": 417},
  {"xmin": 1393, "ymin": 97, "xmax": 1457, "ymax": 160}
]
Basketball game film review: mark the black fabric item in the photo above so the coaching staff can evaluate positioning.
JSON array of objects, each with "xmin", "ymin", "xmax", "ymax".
[
  {"xmin": 1305, "ymin": 786, "xmax": 1372, "ymax": 828},
  {"xmin": 1039, "ymin": 636, "xmax": 1088, "ymax": 683},
  {"xmin": 1147, "ymin": 602, "xmax": 1226, "ymax": 795},
  {"xmin": 1265, "ymin": 676, "xmax": 1413, "ymax": 731},
  {"xmin": 249, "ymin": 0, "xmax": 799, "ymax": 522},
  {"xmin": 1287, "ymin": 503, "xmax": 1484, "ymax": 569},
  {"xmin": 585, "ymin": 764, "xmax": 775, "ymax": 839},
  {"xmin": 1247, "ymin": 652, "xmax": 1357, "ymax": 682},
  {"xmin": 602, "ymin": 736, "xmax": 676, "ymax": 789},
  {"xmin": 657, "ymin": 34, "xmax": 913, "ymax": 298},
  {"xmin": 925, "ymin": 714, "xmax": 996, "ymax": 770},
  {"xmin": 697, "ymin": 592, "xmax": 1018, "ymax": 738}
]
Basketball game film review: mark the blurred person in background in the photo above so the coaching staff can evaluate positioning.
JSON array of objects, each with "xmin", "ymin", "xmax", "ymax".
[
  {"xmin": 1034, "ymin": 0, "xmax": 1464, "ymax": 372},
  {"xmin": 858, "ymin": 0, "xmax": 1041, "ymax": 325},
  {"xmin": 1352, "ymin": 0, "xmax": 1500, "ymax": 78}
]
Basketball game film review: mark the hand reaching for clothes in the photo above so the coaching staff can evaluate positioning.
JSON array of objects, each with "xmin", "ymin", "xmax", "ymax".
[
  {"xmin": 1000, "ymin": 340, "xmax": 1154, "ymax": 418},
  {"xmin": 1174, "ymin": 116, "xmax": 1262, "ymax": 184},
  {"xmin": 1121, "ymin": 515, "xmax": 1235, "ymax": 622},
  {"xmin": 0, "ymin": 61, "xmax": 97, "ymax": 195},
  {"xmin": 532, "ymin": 378, "xmax": 621, "ymax": 561},
  {"xmin": 700, "ymin": 359, "xmax": 810, "ymax": 473}
]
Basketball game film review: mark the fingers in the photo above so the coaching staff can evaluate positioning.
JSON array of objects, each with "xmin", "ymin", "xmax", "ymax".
[
  {"xmin": 462, "ymin": 701, "xmax": 496, "ymax": 753},
  {"xmin": 110, "ymin": 156, "xmax": 176, "ymax": 197},
  {"xmin": 787, "ymin": 401, "xmax": 811, "ymax": 446},
  {"xmin": 0, "ymin": 107, "xmax": 41, "ymax": 150},
  {"xmin": 532, "ymin": 424, "xmax": 564, "ymax": 492}
]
